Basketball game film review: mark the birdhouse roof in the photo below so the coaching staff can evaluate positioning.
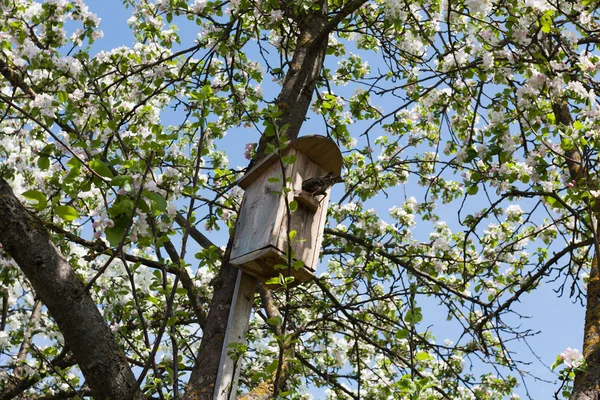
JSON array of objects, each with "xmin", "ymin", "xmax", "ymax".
[{"xmin": 238, "ymin": 135, "xmax": 343, "ymax": 189}]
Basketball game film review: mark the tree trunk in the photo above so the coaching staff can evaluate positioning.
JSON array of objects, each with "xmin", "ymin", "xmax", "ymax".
[
  {"xmin": 572, "ymin": 255, "xmax": 600, "ymax": 400},
  {"xmin": 255, "ymin": 0, "xmax": 329, "ymax": 156},
  {"xmin": 552, "ymin": 102, "xmax": 600, "ymax": 399},
  {"xmin": 0, "ymin": 178, "xmax": 142, "ymax": 400}
]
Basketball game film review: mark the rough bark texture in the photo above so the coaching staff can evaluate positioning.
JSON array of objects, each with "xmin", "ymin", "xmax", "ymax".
[
  {"xmin": 0, "ymin": 178, "xmax": 142, "ymax": 400},
  {"xmin": 573, "ymin": 255, "xmax": 600, "ymax": 400},
  {"xmin": 553, "ymin": 102, "xmax": 600, "ymax": 400},
  {"xmin": 255, "ymin": 0, "xmax": 329, "ymax": 157},
  {"xmin": 183, "ymin": 256, "xmax": 240, "ymax": 399},
  {"xmin": 237, "ymin": 381, "xmax": 273, "ymax": 400}
]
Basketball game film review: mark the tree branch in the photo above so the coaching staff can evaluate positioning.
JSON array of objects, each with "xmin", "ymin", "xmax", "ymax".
[
  {"xmin": 175, "ymin": 212, "xmax": 224, "ymax": 258},
  {"xmin": 0, "ymin": 179, "xmax": 142, "ymax": 400},
  {"xmin": 310, "ymin": 0, "xmax": 368, "ymax": 52}
]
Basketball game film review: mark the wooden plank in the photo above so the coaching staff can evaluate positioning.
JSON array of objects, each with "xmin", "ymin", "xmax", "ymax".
[
  {"xmin": 231, "ymin": 246, "xmax": 314, "ymax": 286},
  {"xmin": 237, "ymin": 152, "xmax": 278, "ymax": 189},
  {"xmin": 294, "ymin": 190, "xmax": 320, "ymax": 212},
  {"xmin": 237, "ymin": 135, "xmax": 343, "ymax": 189},
  {"xmin": 213, "ymin": 271, "xmax": 257, "ymax": 400},
  {"xmin": 231, "ymin": 160, "xmax": 287, "ymax": 260},
  {"xmin": 291, "ymin": 135, "xmax": 343, "ymax": 176},
  {"xmin": 230, "ymin": 247, "xmax": 276, "ymax": 269},
  {"xmin": 306, "ymin": 187, "xmax": 331, "ymax": 273}
]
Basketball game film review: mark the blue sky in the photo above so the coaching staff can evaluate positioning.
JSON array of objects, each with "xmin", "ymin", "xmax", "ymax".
[{"xmin": 77, "ymin": 1, "xmax": 586, "ymax": 398}]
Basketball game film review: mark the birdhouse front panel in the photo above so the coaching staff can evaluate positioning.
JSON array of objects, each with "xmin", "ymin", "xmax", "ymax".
[{"xmin": 276, "ymin": 149, "xmax": 329, "ymax": 274}]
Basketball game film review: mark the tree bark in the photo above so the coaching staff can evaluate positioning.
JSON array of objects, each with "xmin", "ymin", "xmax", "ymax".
[
  {"xmin": 573, "ymin": 255, "xmax": 600, "ymax": 400},
  {"xmin": 183, "ymin": 253, "xmax": 241, "ymax": 399},
  {"xmin": 552, "ymin": 102, "xmax": 600, "ymax": 400},
  {"xmin": 0, "ymin": 178, "xmax": 142, "ymax": 400},
  {"xmin": 255, "ymin": 0, "xmax": 330, "ymax": 156}
]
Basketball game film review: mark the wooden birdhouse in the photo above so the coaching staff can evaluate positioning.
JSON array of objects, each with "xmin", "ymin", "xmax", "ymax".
[{"xmin": 230, "ymin": 135, "xmax": 343, "ymax": 287}]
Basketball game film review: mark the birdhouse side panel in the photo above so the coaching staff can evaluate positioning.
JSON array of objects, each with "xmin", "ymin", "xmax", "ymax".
[
  {"xmin": 276, "ymin": 153, "xmax": 328, "ymax": 273},
  {"xmin": 230, "ymin": 162, "xmax": 290, "ymax": 261},
  {"xmin": 305, "ymin": 190, "xmax": 331, "ymax": 273}
]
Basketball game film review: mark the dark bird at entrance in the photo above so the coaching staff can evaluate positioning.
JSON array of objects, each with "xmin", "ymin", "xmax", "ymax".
[{"xmin": 302, "ymin": 172, "xmax": 343, "ymax": 196}]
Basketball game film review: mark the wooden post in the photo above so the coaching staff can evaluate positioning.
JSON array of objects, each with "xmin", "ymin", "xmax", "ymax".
[{"xmin": 213, "ymin": 270, "xmax": 257, "ymax": 399}]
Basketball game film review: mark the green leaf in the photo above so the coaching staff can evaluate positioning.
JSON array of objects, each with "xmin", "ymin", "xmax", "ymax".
[
  {"xmin": 416, "ymin": 352, "xmax": 432, "ymax": 361},
  {"xmin": 574, "ymin": 120, "xmax": 584, "ymax": 130},
  {"xmin": 266, "ymin": 143, "xmax": 276, "ymax": 154},
  {"xmin": 67, "ymin": 157, "xmax": 81, "ymax": 169},
  {"xmin": 265, "ymin": 360, "xmax": 278, "ymax": 375},
  {"xmin": 105, "ymin": 217, "xmax": 128, "ymax": 246},
  {"xmin": 111, "ymin": 175, "xmax": 132, "ymax": 187},
  {"xmin": 166, "ymin": 12, "xmax": 173, "ymax": 23},
  {"xmin": 467, "ymin": 185, "xmax": 479, "ymax": 195},
  {"xmin": 267, "ymin": 316, "xmax": 282, "ymax": 326},
  {"xmin": 137, "ymin": 198, "xmax": 151, "ymax": 213},
  {"xmin": 63, "ymin": 166, "xmax": 82, "ymax": 185},
  {"xmin": 145, "ymin": 191, "xmax": 167, "ymax": 212},
  {"xmin": 109, "ymin": 198, "xmax": 134, "ymax": 217},
  {"xmin": 288, "ymin": 229, "xmax": 297, "ymax": 239},
  {"xmin": 290, "ymin": 200, "xmax": 298, "ymax": 212},
  {"xmin": 292, "ymin": 260, "xmax": 304, "ymax": 270},
  {"xmin": 22, "ymin": 190, "xmax": 47, "ymax": 211},
  {"xmin": 541, "ymin": 21, "xmax": 551, "ymax": 33},
  {"xmin": 57, "ymin": 91, "xmax": 68, "ymax": 102},
  {"xmin": 545, "ymin": 196, "xmax": 559, "ymax": 207},
  {"xmin": 266, "ymin": 277, "xmax": 281, "ymax": 286},
  {"xmin": 405, "ymin": 307, "xmax": 423, "ymax": 324},
  {"xmin": 267, "ymin": 177, "xmax": 281, "ymax": 183},
  {"xmin": 540, "ymin": 11, "xmax": 553, "ymax": 33},
  {"xmin": 264, "ymin": 124, "xmax": 275, "ymax": 137},
  {"xmin": 190, "ymin": 85, "xmax": 213, "ymax": 101},
  {"xmin": 55, "ymin": 205, "xmax": 78, "ymax": 222},
  {"xmin": 89, "ymin": 160, "xmax": 114, "ymax": 178},
  {"xmin": 38, "ymin": 156, "xmax": 50, "ymax": 170},
  {"xmin": 396, "ymin": 329, "xmax": 409, "ymax": 339},
  {"xmin": 282, "ymin": 154, "xmax": 296, "ymax": 165}
]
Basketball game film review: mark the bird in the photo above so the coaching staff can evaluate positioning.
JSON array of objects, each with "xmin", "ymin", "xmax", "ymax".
[{"xmin": 301, "ymin": 172, "xmax": 343, "ymax": 196}]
